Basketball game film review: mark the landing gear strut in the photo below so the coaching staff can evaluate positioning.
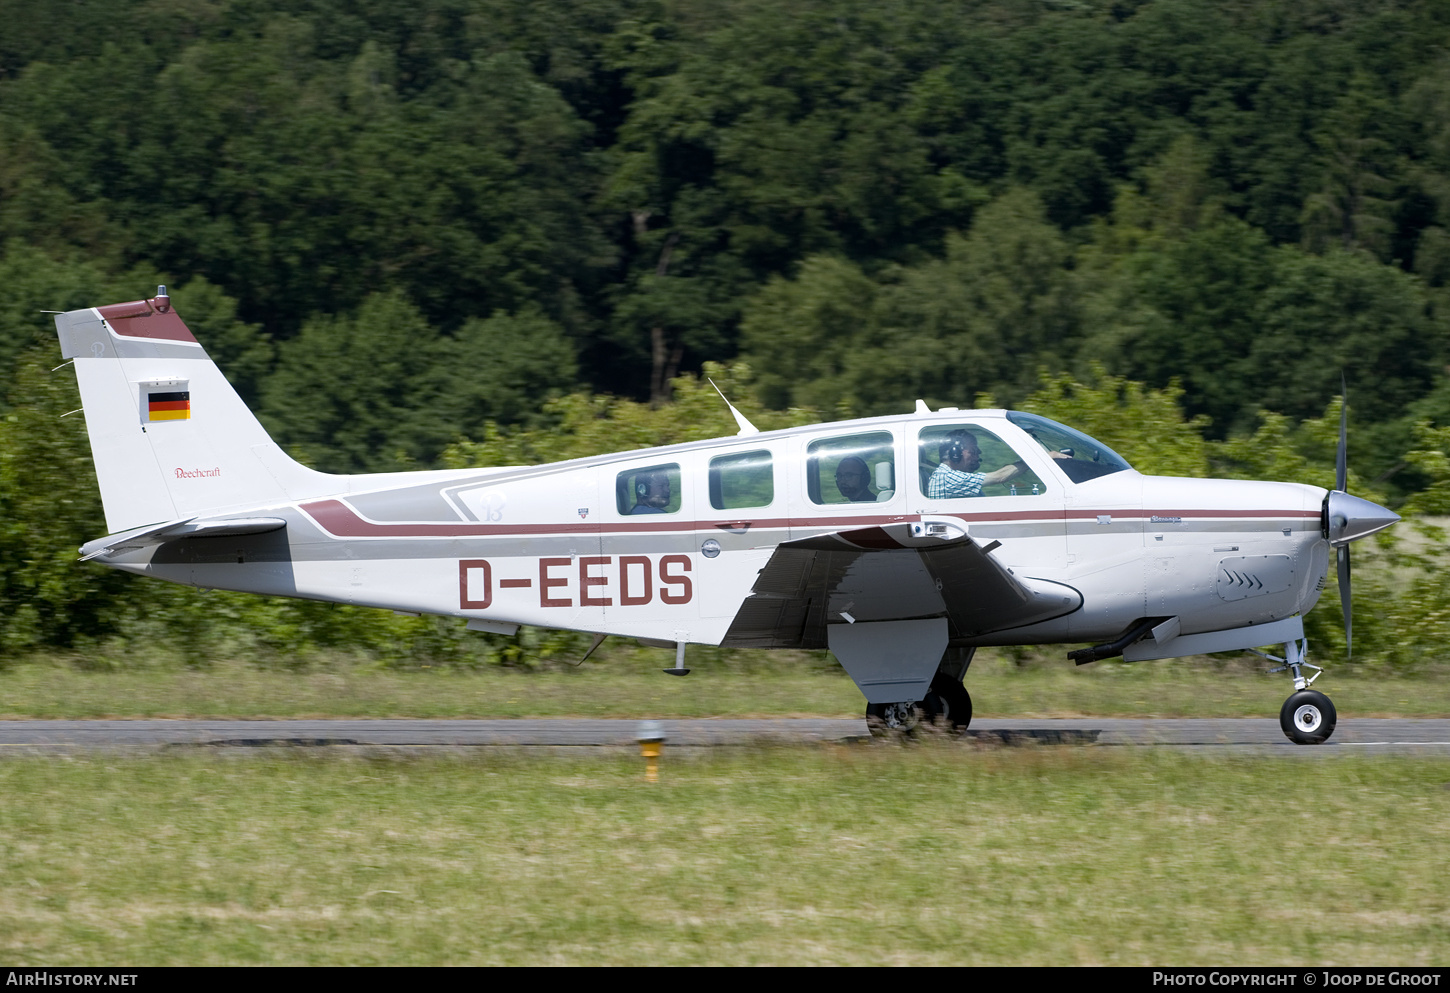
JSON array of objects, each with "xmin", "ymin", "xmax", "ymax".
[{"xmin": 1256, "ymin": 638, "xmax": 1336, "ymax": 745}]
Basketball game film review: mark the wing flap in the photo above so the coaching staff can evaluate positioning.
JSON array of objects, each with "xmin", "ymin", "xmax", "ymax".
[
  {"xmin": 722, "ymin": 524, "xmax": 1080, "ymax": 648},
  {"xmin": 917, "ymin": 538, "xmax": 1081, "ymax": 636}
]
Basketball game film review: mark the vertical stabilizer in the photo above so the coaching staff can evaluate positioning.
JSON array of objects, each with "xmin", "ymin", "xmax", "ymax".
[{"xmin": 56, "ymin": 289, "xmax": 339, "ymax": 532}]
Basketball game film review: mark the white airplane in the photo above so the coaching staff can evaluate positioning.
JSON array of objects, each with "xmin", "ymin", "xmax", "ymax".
[{"xmin": 55, "ymin": 288, "xmax": 1401, "ymax": 744}]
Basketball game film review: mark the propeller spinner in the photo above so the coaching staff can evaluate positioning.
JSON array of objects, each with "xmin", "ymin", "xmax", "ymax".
[{"xmin": 1323, "ymin": 385, "xmax": 1401, "ymax": 656}]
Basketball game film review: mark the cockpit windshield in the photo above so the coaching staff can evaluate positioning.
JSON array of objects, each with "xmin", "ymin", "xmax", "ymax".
[{"xmin": 1006, "ymin": 411, "xmax": 1133, "ymax": 483}]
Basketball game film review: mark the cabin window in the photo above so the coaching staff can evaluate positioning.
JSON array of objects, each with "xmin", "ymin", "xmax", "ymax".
[
  {"xmin": 917, "ymin": 424, "xmax": 1048, "ymax": 498},
  {"xmin": 616, "ymin": 463, "xmax": 682, "ymax": 515},
  {"xmin": 709, "ymin": 450, "xmax": 774, "ymax": 510},
  {"xmin": 807, "ymin": 431, "xmax": 896, "ymax": 505}
]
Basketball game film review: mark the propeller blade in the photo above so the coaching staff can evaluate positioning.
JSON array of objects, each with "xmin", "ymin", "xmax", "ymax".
[
  {"xmin": 1338, "ymin": 544, "xmax": 1352, "ymax": 659},
  {"xmin": 1337, "ymin": 374, "xmax": 1348, "ymax": 494}
]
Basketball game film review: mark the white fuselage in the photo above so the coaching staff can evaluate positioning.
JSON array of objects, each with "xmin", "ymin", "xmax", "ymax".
[{"xmin": 113, "ymin": 408, "xmax": 1331, "ymax": 652}]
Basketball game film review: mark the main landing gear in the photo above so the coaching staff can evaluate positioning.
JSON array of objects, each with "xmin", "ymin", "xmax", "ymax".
[
  {"xmin": 1256, "ymin": 638, "xmax": 1336, "ymax": 745},
  {"xmin": 866, "ymin": 650, "xmax": 974, "ymax": 737}
]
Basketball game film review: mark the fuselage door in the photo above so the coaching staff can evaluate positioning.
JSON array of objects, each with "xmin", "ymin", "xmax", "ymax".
[
  {"xmin": 693, "ymin": 444, "xmax": 782, "ymax": 624},
  {"xmin": 911, "ymin": 418, "xmax": 1070, "ymax": 638}
]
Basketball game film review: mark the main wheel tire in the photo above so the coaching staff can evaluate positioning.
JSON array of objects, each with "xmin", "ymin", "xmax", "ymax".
[
  {"xmin": 925, "ymin": 674, "xmax": 972, "ymax": 731},
  {"xmin": 866, "ymin": 701, "xmax": 919, "ymax": 737},
  {"xmin": 1280, "ymin": 689, "xmax": 1337, "ymax": 745}
]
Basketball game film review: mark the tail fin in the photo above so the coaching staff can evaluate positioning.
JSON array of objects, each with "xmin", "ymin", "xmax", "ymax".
[{"xmin": 55, "ymin": 286, "xmax": 339, "ymax": 532}]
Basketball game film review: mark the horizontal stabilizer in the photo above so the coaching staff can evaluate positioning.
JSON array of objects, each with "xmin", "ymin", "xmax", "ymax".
[{"xmin": 79, "ymin": 517, "xmax": 287, "ymax": 562}]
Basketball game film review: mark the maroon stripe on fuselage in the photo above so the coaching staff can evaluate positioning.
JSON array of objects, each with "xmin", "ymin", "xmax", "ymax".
[
  {"xmin": 299, "ymin": 499, "xmax": 1318, "ymax": 541},
  {"xmin": 1076, "ymin": 509, "xmax": 1321, "ymax": 520},
  {"xmin": 301, "ymin": 499, "xmax": 602, "ymax": 537}
]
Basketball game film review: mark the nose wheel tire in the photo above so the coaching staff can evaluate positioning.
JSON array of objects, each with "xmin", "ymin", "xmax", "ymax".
[{"xmin": 1280, "ymin": 689, "xmax": 1337, "ymax": 745}]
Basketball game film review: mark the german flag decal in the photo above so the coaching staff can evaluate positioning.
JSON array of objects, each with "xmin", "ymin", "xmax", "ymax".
[{"xmin": 147, "ymin": 390, "xmax": 191, "ymax": 421}]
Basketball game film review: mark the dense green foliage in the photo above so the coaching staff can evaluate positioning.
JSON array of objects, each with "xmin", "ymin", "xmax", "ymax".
[{"xmin": 4, "ymin": 0, "xmax": 1450, "ymax": 664}]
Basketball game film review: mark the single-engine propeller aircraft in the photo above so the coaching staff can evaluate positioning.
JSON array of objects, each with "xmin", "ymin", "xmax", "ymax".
[{"xmin": 55, "ymin": 288, "xmax": 1401, "ymax": 743}]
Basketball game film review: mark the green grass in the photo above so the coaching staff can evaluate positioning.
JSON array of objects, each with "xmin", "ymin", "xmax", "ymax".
[
  {"xmin": 1, "ymin": 748, "xmax": 1448, "ymax": 965},
  {"xmin": 1, "ymin": 649, "xmax": 1448, "ymax": 719}
]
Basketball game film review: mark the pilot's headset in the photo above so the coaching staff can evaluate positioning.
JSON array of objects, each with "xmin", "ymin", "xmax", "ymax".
[
  {"xmin": 941, "ymin": 438, "xmax": 965, "ymax": 463},
  {"xmin": 636, "ymin": 472, "xmax": 667, "ymax": 504}
]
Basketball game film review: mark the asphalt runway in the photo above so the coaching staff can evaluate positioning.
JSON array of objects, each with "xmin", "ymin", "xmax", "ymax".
[{"xmin": 1, "ymin": 718, "xmax": 1450, "ymax": 754}]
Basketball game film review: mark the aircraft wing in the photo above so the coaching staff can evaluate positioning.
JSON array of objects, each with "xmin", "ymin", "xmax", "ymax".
[{"xmin": 722, "ymin": 520, "xmax": 1080, "ymax": 649}]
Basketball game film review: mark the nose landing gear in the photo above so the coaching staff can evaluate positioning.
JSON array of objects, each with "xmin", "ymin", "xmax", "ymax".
[
  {"xmin": 1255, "ymin": 638, "xmax": 1336, "ymax": 745},
  {"xmin": 1280, "ymin": 689, "xmax": 1337, "ymax": 745}
]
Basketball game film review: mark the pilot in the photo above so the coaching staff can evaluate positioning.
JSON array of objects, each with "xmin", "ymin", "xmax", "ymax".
[
  {"xmin": 927, "ymin": 430, "xmax": 1027, "ymax": 498},
  {"xmin": 835, "ymin": 456, "xmax": 875, "ymax": 502},
  {"xmin": 631, "ymin": 470, "xmax": 672, "ymax": 514}
]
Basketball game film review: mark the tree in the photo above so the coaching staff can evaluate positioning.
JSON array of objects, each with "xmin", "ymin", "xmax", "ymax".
[
  {"xmin": 0, "ymin": 348, "xmax": 127, "ymax": 650},
  {"xmin": 259, "ymin": 292, "xmax": 448, "ymax": 473},
  {"xmin": 1015, "ymin": 367, "xmax": 1211, "ymax": 480},
  {"xmin": 439, "ymin": 308, "xmax": 580, "ymax": 432},
  {"xmin": 1252, "ymin": 246, "xmax": 1441, "ymax": 447},
  {"xmin": 443, "ymin": 360, "xmax": 816, "ymax": 469},
  {"xmin": 1299, "ymin": 73, "xmax": 1401, "ymax": 259},
  {"xmin": 740, "ymin": 188, "xmax": 1079, "ymax": 415},
  {"xmin": 884, "ymin": 188, "xmax": 1078, "ymax": 406},
  {"xmin": 738, "ymin": 254, "xmax": 878, "ymax": 413},
  {"xmin": 1080, "ymin": 218, "xmax": 1275, "ymax": 437}
]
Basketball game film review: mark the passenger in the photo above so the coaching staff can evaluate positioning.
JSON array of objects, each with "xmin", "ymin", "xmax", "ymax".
[
  {"xmin": 927, "ymin": 430, "xmax": 1027, "ymax": 498},
  {"xmin": 834, "ymin": 456, "xmax": 875, "ymax": 502},
  {"xmin": 631, "ymin": 471, "xmax": 672, "ymax": 514}
]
